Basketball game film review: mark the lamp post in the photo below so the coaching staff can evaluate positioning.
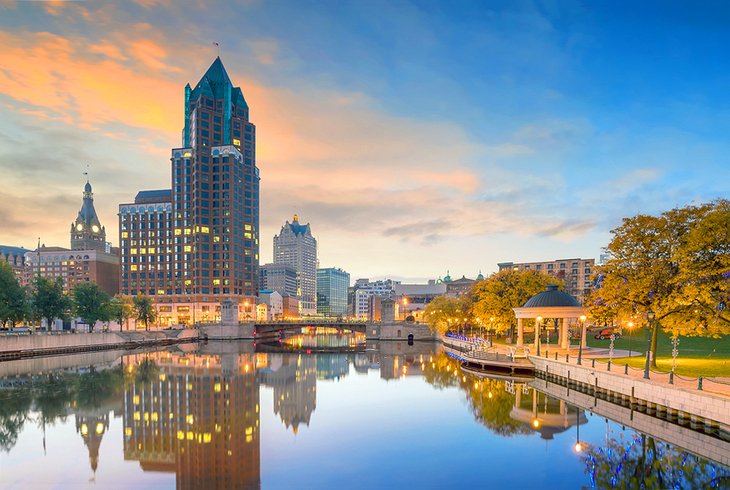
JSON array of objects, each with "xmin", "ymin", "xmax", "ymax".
[
  {"xmin": 536, "ymin": 316, "xmax": 543, "ymax": 357},
  {"xmin": 643, "ymin": 310, "xmax": 655, "ymax": 379},
  {"xmin": 627, "ymin": 321, "xmax": 634, "ymax": 357},
  {"xmin": 574, "ymin": 409, "xmax": 582, "ymax": 454},
  {"xmin": 577, "ymin": 314, "xmax": 587, "ymax": 365},
  {"xmin": 489, "ymin": 317, "xmax": 495, "ymax": 347}
]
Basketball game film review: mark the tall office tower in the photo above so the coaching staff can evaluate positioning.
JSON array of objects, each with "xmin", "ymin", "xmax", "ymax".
[
  {"xmin": 120, "ymin": 57, "xmax": 260, "ymax": 325},
  {"xmin": 316, "ymin": 267, "xmax": 350, "ymax": 317},
  {"xmin": 259, "ymin": 263, "xmax": 298, "ymax": 297},
  {"xmin": 273, "ymin": 215, "xmax": 317, "ymax": 315}
]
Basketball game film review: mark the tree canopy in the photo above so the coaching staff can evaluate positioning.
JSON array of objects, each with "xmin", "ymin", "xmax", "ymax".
[
  {"xmin": 0, "ymin": 262, "xmax": 26, "ymax": 328},
  {"xmin": 72, "ymin": 282, "xmax": 112, "ymax": 333},
  {"xmin": 132, "ymin": 295, "xmax": 157, "ymax": 331},
  {"xmin": 31, "ymin": 276, "xmax": 70, "ymax": 328}
]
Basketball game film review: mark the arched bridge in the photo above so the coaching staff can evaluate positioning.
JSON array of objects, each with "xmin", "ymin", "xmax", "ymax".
[{"xmin": 254, "ymin": 320, "xmax": 368, "ymax": 336}]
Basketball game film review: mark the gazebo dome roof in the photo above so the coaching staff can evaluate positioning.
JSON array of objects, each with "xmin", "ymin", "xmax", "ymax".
[{"xmin": 523, "ymin": 284, "xmax": 580, "ymax": 308}]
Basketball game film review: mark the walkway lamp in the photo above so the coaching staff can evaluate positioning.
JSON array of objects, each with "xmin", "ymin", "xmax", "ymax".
[
  {"xmin": 627, "ymin": 321, "xmax": 634, "ymax": 357},
  {"xmin": 577, "ymin": 314, "xmax": 587, "ymax": 365},
  {"xmin": 643, "ymin": 310, "xmax": 655, "ymax": 379},
  {"xmin": 489, "ymin": 317, "xmax": 495, "ymax": 347},
  {"xmin": 536, "ymin": 316, "xmax": 543, "ymax": 356}
]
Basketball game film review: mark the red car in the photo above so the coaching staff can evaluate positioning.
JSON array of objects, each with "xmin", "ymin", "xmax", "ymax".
[{"xmin": 594, "ymin": 328, "xmax": 620, "ymax": 340}]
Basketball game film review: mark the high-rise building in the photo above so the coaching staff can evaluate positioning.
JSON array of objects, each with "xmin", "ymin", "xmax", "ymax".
[
  {"xmin": 273, "ymin": 215, "xmax": 317, "ymax": 315},
  {"xmin": 497, "ymin": 258, "xmax": 595, "ymax": 304},
  {"xmin": 24, "ymin": 180, "xmax": 120, "ymax": 299},
  {"xmin": 316, "ymin": 267, "xmax": 350, "ymax": 317},
  {"xmin": 349, "ymin": 278, "xmax": 399, "ymax": 319},
  {"xmin": 120, "ymin": 57, "xmax": 260, "ymax": 325},
  {"xmin": 259, "ymin": 263, "xmax": 298, "ymax": 298}
]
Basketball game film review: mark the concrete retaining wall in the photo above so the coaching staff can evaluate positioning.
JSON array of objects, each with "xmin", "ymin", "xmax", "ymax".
[
  {"xmin": 531, "ymin": 356, "xmax": 730, "ymax": 428},
  {"xmin": 374, "ymin": 322, "xmax": 438, "ymax": 341},
  {"xmin": 199, "ymin": 323, "xmax": 254, "ymax": 340},
  {"xmin": 0, "ymin": 333, "xmax": 125, "ymax": 353},
  {"xmin": 537, "ymin": 379, "xmax": 730, "ymax": 467}
]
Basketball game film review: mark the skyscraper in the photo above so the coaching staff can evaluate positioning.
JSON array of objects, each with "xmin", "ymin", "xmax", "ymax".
[
  {"xmin": 273, "ymin": 215, "xmax": 317, "ymax": 315},
  {"xmin": 120, "ymin": 58, "xmax": 260, "ymax": 325},
  {"xmin": 316, "ymin": 267, "xmax": 350, "ymax": 317}
]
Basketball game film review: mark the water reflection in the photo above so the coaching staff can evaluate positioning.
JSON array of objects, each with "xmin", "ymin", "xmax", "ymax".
[{"xmin": 0, "ymin": 340, "xmax": 728, "ymax": 489}]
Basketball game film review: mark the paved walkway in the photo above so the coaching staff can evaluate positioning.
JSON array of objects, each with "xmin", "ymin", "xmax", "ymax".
[{"xmin": 467, "ymin": 340, "xmax": 730, "ymax": 398}]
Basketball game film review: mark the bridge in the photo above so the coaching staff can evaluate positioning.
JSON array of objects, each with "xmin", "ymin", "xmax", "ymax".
[{"xmin": 253, "ymin": 320, "xmax": 368, "ymax": 336}]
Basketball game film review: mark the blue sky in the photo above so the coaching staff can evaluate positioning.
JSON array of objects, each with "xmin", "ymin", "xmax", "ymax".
[{"xmin": 0, "ymin": 0, "xmax": 728, "ymax": 282}]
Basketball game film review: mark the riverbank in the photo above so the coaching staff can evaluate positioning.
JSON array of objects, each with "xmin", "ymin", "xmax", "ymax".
[{"xmin": 0, "ymin": 329, "xmax": 200, "ymax": 361}]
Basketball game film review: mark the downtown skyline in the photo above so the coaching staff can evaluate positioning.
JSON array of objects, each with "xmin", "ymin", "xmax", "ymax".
[{"xmin": 1, "ymin": 1, "xmax": 729, "ymax": 283}]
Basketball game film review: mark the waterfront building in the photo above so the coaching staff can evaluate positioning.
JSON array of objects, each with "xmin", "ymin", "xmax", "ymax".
[
  {"xmin": 259, "ymin": 263, "xmax": 298, "ymax": 298},
  {"xmin": 395, "ymin": 282, "xmax": 447, "ymax": 320},
  {"xmin": 24, "ymin": 180, "xmax": 120, "ymax": 297},
  {"xmin": 273, "ymin": 215, "xmax": 317, "ymax": 315},
  {"xmin": 316, "ymin": 267, "xmax": 350, "ymax": 317},
  {"xmin": 349, "ymin": 278, "xmax": 399, "ymax": 320},
  {"xmin": 120, "ymin": 57, "xmax": 260, "ymax": 325},
  {"xmin": 498, "ymin": 258, "xmax": 595, "ymax": 304},
  {"xmin": 258, "ymin": 290, "xmax": 283, "ymax": 320},
  {"xmin": 282, "ymin": 294, "xmax": 300, "ymax": 320},
  {"xmin": 446, "ymin": 274, "xmax": 481, "ymax": 296},
  {"xmin": 0, "ymin": 245, "xmax": 29, "ymax": 279}
]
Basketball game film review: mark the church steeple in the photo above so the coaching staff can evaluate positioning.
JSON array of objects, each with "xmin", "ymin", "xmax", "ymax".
[{"xmin": 71, "ymin": 178, "xmax": 106, "ymax": 251}]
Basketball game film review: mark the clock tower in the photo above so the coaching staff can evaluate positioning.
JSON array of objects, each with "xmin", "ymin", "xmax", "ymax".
[{"xmin": 70, "ymin": 179, "xmax": 106, "ymax": 251}]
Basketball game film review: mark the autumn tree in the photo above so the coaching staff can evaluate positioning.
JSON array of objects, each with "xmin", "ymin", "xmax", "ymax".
[
  {"xmin": 471, "ymin": 269, "xmax": 560, "ymax": 337},
  {"xmin": 589, "ymin": 200, "xmax": 730, "ymax": 366},
  {"xmin": 132, "ymin": 295, "xmax": 157, "ymax": 331},
  {"xmin": 423, "ymin": 295, "xmax": 472, "ymax": 334},
  {"xmin": 109, "ymin": 294, "xmax": 133, "ymax": 331}
]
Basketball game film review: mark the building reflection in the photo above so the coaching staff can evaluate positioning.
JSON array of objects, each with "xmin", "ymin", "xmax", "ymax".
[
  {"xmin": 510, "ymin": 384, "xmax": 587, "ymax": 440},
  {"xmin": 122, "ymin": 350, "xmax": 260, "ymax": 489},
  {"xmin": 258, "ymin": 353, "xmax": 316, "ymax": 433},
  {"xmin": 75, "ymin": 411, "xmax": 110, "ymax": 480}
]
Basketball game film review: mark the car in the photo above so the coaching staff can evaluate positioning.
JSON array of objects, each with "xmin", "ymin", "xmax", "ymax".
[{"xmin": 594, "ymin": 328, "xmax": 620, "ymax": 340}]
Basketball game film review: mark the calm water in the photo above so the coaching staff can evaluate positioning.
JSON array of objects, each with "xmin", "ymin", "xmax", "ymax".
[{"xmin": 0, "ymin": 337, "xmax": 728, "ymax": 489}]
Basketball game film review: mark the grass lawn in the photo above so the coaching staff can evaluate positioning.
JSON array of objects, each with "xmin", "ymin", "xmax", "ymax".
[{"xmin": 587, "ymin": 328, "xmax": 730, "ymax": 377}]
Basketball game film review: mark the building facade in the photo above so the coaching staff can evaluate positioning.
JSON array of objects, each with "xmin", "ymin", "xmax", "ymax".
[
  {"xmin": 259, "ymin": 263, "xmax": 298, "ymax": 298},
  {"xmin": 497, "ymin": 258, "xmax": 595, "ymax": 304},
  {"xmin": 349, "ymin": 278, "xmax": 399, "ymax": 320},
  {"xmin": 24, "ymin": 180, "xmax": 119, "ymax": 297},
  {"xmin": 395, "ymin": 283, "xmax": 447, "ymax": 320},
  {"xmin": 0, "ymin": 245, "xmax": 28, "ymax": 279},
  {"xmin": 316, "ymin": 267, "xmax": 350, "ymax": 317},
  {"xmin": 120, "ymin": 57, "xmax": 260, "ymax": 325},
  {"xmin": 273, "ymin": 215, "xmax": 317, "ymax": 315}
]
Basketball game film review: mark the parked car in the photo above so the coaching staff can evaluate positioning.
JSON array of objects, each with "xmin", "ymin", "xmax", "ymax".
[{"xmin": 594, "ymin": 328, "xmax": 620, "ymax": 340}]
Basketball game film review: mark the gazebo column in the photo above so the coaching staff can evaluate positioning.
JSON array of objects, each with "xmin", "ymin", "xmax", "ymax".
[
  {"xmin": 516, "ymin": 318, "xmax": 524, "ymax": 347},
  {"xmin": 581, "ymin": 320, "xmax": 588, "ymax": 349},
  {"xmin": 533, "ymin": 319, "xmax": 540, "ymax": 350},
  {"xmin": 561, "ymin": 317, "xmax": 570, "ymax": 349}
]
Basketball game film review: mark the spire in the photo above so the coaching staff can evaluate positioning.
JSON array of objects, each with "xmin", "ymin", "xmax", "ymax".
[
  {"xmin": 192, "ymin": 57, "xmax": 232, "ymax": 100},
  {"xmin": 71, "ymin": 177, "xmax": 106, "ymax": 251}
]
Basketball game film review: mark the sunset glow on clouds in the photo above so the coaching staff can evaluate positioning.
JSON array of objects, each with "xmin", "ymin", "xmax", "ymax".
[{"xmin": 1, "ymin": 1, "xmax": 729, "ymax": 282}]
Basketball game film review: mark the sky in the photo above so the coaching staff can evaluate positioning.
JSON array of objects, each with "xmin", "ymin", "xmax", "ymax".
[{"xmin": 0, "ymin": 0, "xmax": 729, "ymax": 283}]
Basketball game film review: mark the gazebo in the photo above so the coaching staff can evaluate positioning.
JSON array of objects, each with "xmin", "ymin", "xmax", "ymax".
[{"xmin": 512, "ymin": 285, "xmax": 587, "ymax": 351}]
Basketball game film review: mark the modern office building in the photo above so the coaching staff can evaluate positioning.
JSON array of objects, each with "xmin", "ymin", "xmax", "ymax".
[
  {"xmin": 316, "ymin": 267, "xmax": 350, "ymax": 317},
  {"xmin": 259, "ymin": 263, "xmax": 298, "ymax": 298},
  {"xmin": 120, "ymin": 57, "xmax": 260, "ymax": 325},
  {"xmin": 24, "ymin": 180, "xmax": 119, "ymax": 296},
  {"xmin": 497, "ymin": 258, "xmax": 596, "ymax": 304},
  {"xmin": 273, "ymin": 215, "xmax": 317, "ymax": 315}
]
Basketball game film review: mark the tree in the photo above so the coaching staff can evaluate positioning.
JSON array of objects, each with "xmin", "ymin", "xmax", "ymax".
[
  {"xmin": 31, "ymin": 276, "xmax": 70, "ymax": 330},
  {"xmin": 132, "ymin": 295, "xmax": 157, "ymax": 331},
  {"xmin": 109, "ymin": 294, "xmax": 133, "ymax": 331},
  {"xmin": 423, "ymin": 295, "xmax": 472, "ymax": 334},
  {"xmin": 0, "ymin": 262, "xmax": 27, "ymax": 328},
  {"xmin": 72, "ymin": 282, "xmax": 112, "ymax": 333},
  {"xmin": 588, "ymin": 201, "xmax": 730, "ymax": 366},
  {"xmin": 471, "ymin": 269, "xmax": 560, "ymax": 336}
]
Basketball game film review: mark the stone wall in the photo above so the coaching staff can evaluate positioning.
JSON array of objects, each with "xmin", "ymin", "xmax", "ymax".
[
  {"xmin": 536, "ymin": 379, "xmax": 730, "ymax": 467},
  {"xmin": 530, "ymin": 356, "xmax": 730, "ymax": 428},
  {"xmin": 199, "ymin": 323, "xmax": 254, "ymax": 340},
  {"xmin": 376, "ymin": 322, "xmax": 438, "ymax": 341}
]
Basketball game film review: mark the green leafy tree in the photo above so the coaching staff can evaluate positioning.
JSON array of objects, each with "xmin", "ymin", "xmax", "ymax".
[
  {"xmin": 109, "ymin": 294, "xmax": 133, "ymax": 331},
  {"xmin": 31, "ymin": 276, "xmax": 70, "ymax": 330},
  {"xmin": 132, "ymin": 295, "xmax": 157, "ymax": 331},
  {"xmin": 589, "ymin": 201, "xmax": 730, "ymax": 366},
  {"xmin": 471, "ymin": 269, "xmax": 560, "ymax": 337},
  {"xmin": 423, "ymin": 295, "xmax": 472, "ymax": 334},
  {"xmin": 0, "ymin": 262, "xmax": 27, "ymax": 328},
  {"xmin": 72, "ymin": 282, "xmax": 112, "ymax": 333}
]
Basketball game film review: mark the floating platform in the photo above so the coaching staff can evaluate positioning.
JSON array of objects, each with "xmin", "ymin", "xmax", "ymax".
[{"xmin": 460, "ymin": 349, "xmax": 535, "ymax": 376}]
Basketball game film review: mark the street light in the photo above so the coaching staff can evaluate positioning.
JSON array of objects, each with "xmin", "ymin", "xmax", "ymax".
[
  {"xmin": 644, "ymin": 310, "xmax": 655, "ymax": 379},
  {"xmin": 577, "ymin": 314, "xmax": 587, "ymax": 365},
  {"xmin": 574, "ymin": 409, "xmax": 582, "ymax": 453},
  {"xmin": 627, "ymin": 321, "xmax": 634, "ymax": 358}
]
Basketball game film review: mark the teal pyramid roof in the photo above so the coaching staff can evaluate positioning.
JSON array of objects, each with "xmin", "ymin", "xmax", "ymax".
[{"xmin": 189, "ymin": 57, "xmax": 245, "ymax": 104}]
